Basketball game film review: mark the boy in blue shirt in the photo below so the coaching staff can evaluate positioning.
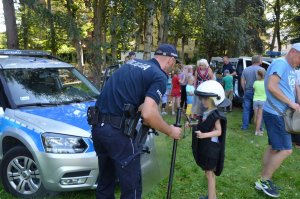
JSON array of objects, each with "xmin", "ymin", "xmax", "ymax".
[{"xmin": 222, "ymin": 70, "xmax": 233, "ymax": 112}]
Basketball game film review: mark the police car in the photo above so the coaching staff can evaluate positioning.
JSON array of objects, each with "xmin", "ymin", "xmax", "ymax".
[{"xmin": 0, "ymin": 50, "xmax": 160, "ymax": 198}]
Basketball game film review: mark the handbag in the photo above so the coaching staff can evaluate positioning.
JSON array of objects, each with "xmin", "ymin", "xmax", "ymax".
[{"xmin": 268, "ymin": 99, "xmax": 300, "ymax": 134}]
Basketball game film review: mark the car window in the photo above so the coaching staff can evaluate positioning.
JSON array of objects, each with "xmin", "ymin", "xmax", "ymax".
[
  {"xmin": 0, "ymin": 80, "xmax": 7, "ymax": 108},
  {"xmin": 261, "ymin": 62, "xmax": 269, "ymax": 70},
  {"xmin": 236, "ymin": 59, "xmax": 244, "ymax": 76},
  {"xmin": 3, "ymin": 68, "xmax": 100, "ymax": 107},
  {"xmin": 246, "ymin": 60, "xmax": 252, "ymax": 67}
]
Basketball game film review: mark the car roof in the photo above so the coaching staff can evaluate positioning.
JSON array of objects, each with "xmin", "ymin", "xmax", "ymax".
[
  {"xmin": 238, "ymin": 56, "xmax": 273, "ymax": 62},
  {"xmin": 0, "ymin": 55, "xmax": 73, "ymax": 69}
]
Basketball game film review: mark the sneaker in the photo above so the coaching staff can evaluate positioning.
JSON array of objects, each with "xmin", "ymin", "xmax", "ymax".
[
  {"xmin": 172, "ymin": 111, "xmax": 175, "ymax": 115},
  {"xmin": 161, "ymin": 111, "xmax": 167, "ymax": 115},
  {"xmin": 255, "ymin": 131, "xmax": 263, "ymax": 136},
  {"xmin": 255, "ymin": 179, "xmax": 280, "ymax": 198}
]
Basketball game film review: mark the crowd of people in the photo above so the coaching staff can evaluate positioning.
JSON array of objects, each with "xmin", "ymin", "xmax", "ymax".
[
  {"xmin": 160, "ymin": 53, "xmax": 300, "ymax": 145},
  {"xmin": 160, "ymin": 45, "xmax": 300, "ymax": 198},
  {"xmin": 94, "ymin": 43, "xmax": 300, "ymax": 199},
  {"xmin": 160, "ymin": 56, "xmax": 235, "ymax": 119}
]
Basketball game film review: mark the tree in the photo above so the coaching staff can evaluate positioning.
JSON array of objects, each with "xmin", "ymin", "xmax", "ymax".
[
  {"xmin": 2, "ymin": 0, "xmax": 19, "ymax": 49},
  {"xmin": 143, "ymin": 1, "xmax": 155, "ymax": 60},
  {"xmin": 47, "ymin": 0, "xmax": 57, "ymax": 55},
  {"xmin": 65, "ymin": 0, "xmax": 84, "ymax": 73},
  {"xmin": 265, "ymin": 0, "xmax": 300, "ymax": 50},
  {"xmin": 158, "ymin": 0, "xmax": 171, "ymax": 45}
]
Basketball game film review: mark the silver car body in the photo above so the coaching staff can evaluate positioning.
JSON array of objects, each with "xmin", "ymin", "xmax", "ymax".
[{"xmin": 0, "ymin": 53, "xmax": 162, "ymax": 196}]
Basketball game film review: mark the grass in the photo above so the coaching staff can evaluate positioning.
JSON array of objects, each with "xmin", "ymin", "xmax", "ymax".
[{"xmin": 1, "ymin": 108, "xmax": 300, "ymax": 199}]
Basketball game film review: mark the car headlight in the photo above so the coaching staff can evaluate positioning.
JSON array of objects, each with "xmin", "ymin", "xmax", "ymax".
[{"xmin": 42, "ymin": 133, "xmax": 88, "ymax": 154}]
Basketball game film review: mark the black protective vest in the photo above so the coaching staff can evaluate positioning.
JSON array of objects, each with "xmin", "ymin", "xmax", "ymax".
[{"xmin": 192, "ymin": 109, "xmax": 227, "ymax": 176}]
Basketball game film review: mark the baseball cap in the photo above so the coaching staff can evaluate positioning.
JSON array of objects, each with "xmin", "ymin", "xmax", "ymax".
[
  {"xmin": 154, "ymin": 44, "xmax": 180, "ymax": 63},
  {"xmin": 292, "ymin": 43, "xmax": 300, "ymax": 52}
]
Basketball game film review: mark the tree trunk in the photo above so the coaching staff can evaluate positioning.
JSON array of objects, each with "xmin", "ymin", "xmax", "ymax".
[
  {"xmin": 158, "ymin": 0, "xmax": 170, "ymax": 45},
  {"xmin": 47, "ymin": 0, "xmax": 57, "ymax": 55},
  {"xmin": 20, "ymin": 2, "xmax": 30, "ymax": 49},
  {"xmin": 270, "ymin": 23, "xmax": 276, "ymax": 51},
  {"xmin": 174, "ymin": 36, "xmax": 178, "ymax": 47},
  {"xmin": 3, "ymin": 0, "xmax": 19, "ymax": 49},
  {"xmin": 274, "ymin": 0, "xmax": 281, "ymax": 51},
  {"xmin": 66, "ymin": 0, "xmax": 84, "ymax": 73},
  {"xmin": 143, "ymin": 2, "xmax": 155, "ymax": 60},
  {"xmin": 181, "ymin": 36, "xmax": 185, "ymax": 63},
  {"xmin": 110, "ymin": 1, "xmax": 118, "ymax": 62},
  {"xmin": 135, "ymin": 17, "xmax": 144, "ymax": 51},
  {"xmin": 74, "ymin": 40, "xmax": 84, "ymax": 73},
  {"xmin": 91, "ymin": 0, "xmax": 106, "ymax": 85}
]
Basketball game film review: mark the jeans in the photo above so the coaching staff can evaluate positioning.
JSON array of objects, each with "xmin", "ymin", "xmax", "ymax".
[
  {"xmin": 242, "ymin": 90, "xmax": 254, "ymax": 129},
  {"xmin": 92, "ymin": 123, "xmax": 142, "ymax": 199}
]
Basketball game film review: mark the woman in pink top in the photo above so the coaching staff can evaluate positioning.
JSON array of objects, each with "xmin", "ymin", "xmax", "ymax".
[{"xmin": 192, "ymin": 59, "xmax": 214, "ymax": 116}]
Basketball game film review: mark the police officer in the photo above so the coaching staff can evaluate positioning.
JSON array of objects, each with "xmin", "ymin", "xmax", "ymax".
[{"xmin": 92, "ymin": 44, "xmax": 182, "ymax": 199}]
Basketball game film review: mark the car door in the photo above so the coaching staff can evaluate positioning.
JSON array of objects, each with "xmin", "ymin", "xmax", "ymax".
[
  {"xmin": 261, "ymin": 61, "xmax": 270, "ymax": 71},
  {"xmin": 234, "ymin": 59, "xmax": 244, "ymax": 98}
]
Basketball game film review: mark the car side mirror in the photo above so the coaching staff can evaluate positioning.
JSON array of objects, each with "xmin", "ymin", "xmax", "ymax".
[{"xmin": 0, "ymin": 107, "xmax": 4, "ymax": 116}]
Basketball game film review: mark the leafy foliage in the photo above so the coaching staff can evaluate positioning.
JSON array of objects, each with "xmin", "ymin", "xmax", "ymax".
[{"xmin": 2, "ymin": 0, "xmax": 299, "ymax": 82}]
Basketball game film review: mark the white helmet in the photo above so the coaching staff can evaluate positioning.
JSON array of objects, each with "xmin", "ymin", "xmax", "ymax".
[{"xmin": 195, "ymin": 80, "xmax": 231, "ymax": 107}]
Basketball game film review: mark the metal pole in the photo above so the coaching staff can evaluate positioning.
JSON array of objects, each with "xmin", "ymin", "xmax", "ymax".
[{"xmin": 166, "ymin": 108, "xmax": 182, "ymax": 199}]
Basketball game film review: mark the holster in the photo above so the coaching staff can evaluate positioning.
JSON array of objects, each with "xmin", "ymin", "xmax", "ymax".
[
  {"xmin": 87, "ymin": 106, "xmax": 99, "ymax": 125},
  {"xmin": 123, "ymin": 104, "xmax": 140, "ymax": 137}
]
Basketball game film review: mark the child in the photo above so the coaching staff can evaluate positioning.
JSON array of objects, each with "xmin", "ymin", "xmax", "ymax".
[
  {"xmin": 191, "ymin": 80, "xmax": 229, "ymax": 199},
  {"xmin": 171, "ymin": 68, "xmax": 181, "ymax": 115},
  {"xmin": 186, "ymin": 76, "xmax": 195, "ymax": 117},
  {"xmin": 161, "ymin": 73, "xmax": 172, "ymax": 115},
  {"xmin": 253, "ymin": 69, "xmax": 266, "ymax": 136},
  {"xmin": 215, "ymin": 70, "xmax": 223, "ymax": 84},
  {"xmin": 222, "ymin": 70, "xmax": 233, "ymax": 112}
]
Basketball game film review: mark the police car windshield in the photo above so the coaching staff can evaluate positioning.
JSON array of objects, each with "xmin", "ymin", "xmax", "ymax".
[{"xmin": 3, "ymin": 68, "xmax": 100, "ymax": 107}]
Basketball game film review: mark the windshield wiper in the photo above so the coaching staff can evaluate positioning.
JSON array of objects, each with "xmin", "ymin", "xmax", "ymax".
[{"xmin": 17, "ymin": 102, "xmax": 60, "ymax": 108}]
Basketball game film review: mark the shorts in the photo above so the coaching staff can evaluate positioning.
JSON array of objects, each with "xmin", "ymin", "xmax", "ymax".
[
  {"xmin": 263, "ymin": 111, "xmax": 292, "ymax": 150},
  {"xmin": 166, "ymin": 88, "xmax": 171, "ymax": 95},
  {"xmin": 186, "ymin": 104, "xmax": 193, "ymax": 115},
  {"xmin": 253, "ymin": 100, "xmax": 265, "ymax": 110},
  {"xmin": 171, "ymin": 89, "xmax": 181, "ymax": 97},
  {"xmin": 225, "ymin": 90, "xmax": 233, "ymax": 101}
]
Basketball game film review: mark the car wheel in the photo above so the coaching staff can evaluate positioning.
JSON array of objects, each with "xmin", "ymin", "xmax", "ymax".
[{"xmin": 0, "ymin": 146, "xmax": 47, "ymax": 198}]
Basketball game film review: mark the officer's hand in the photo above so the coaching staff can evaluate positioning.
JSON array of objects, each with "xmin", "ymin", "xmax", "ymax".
[
  {"xmin": 169, "ymin": 125, "xmax": 182, "ymax": 140},
  {"xmin": 289, "ymin": 102, "xmax": 300, "ymax": 112},
  {"xmin": 195, "ymin": 130, "xmax": 205, "ymax": 139}
]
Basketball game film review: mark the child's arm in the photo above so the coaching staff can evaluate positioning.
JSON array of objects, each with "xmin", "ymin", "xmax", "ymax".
[{"xmin": 195, "ymin": 119, "xmax": 221, "ymax": 139}]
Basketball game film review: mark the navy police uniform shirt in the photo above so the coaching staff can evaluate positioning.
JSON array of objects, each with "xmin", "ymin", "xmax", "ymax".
[
  {"xmin": 222, "ymin": 63, "xmax": 235, "ymax": 74},
  {"xmin": 96, "ymin": 58, "xmax": 167, "ymax": 116}
]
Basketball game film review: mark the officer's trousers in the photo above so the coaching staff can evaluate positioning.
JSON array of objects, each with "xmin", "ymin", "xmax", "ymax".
[{"xmin": 92, "ymin": 123, "xmax": 142, "ymax": 199}]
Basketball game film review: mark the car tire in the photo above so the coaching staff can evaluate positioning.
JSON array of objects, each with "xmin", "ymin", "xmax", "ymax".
[{"xmin": 0, "ymin": 146, "xmax": 47, "ymax": 198}]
